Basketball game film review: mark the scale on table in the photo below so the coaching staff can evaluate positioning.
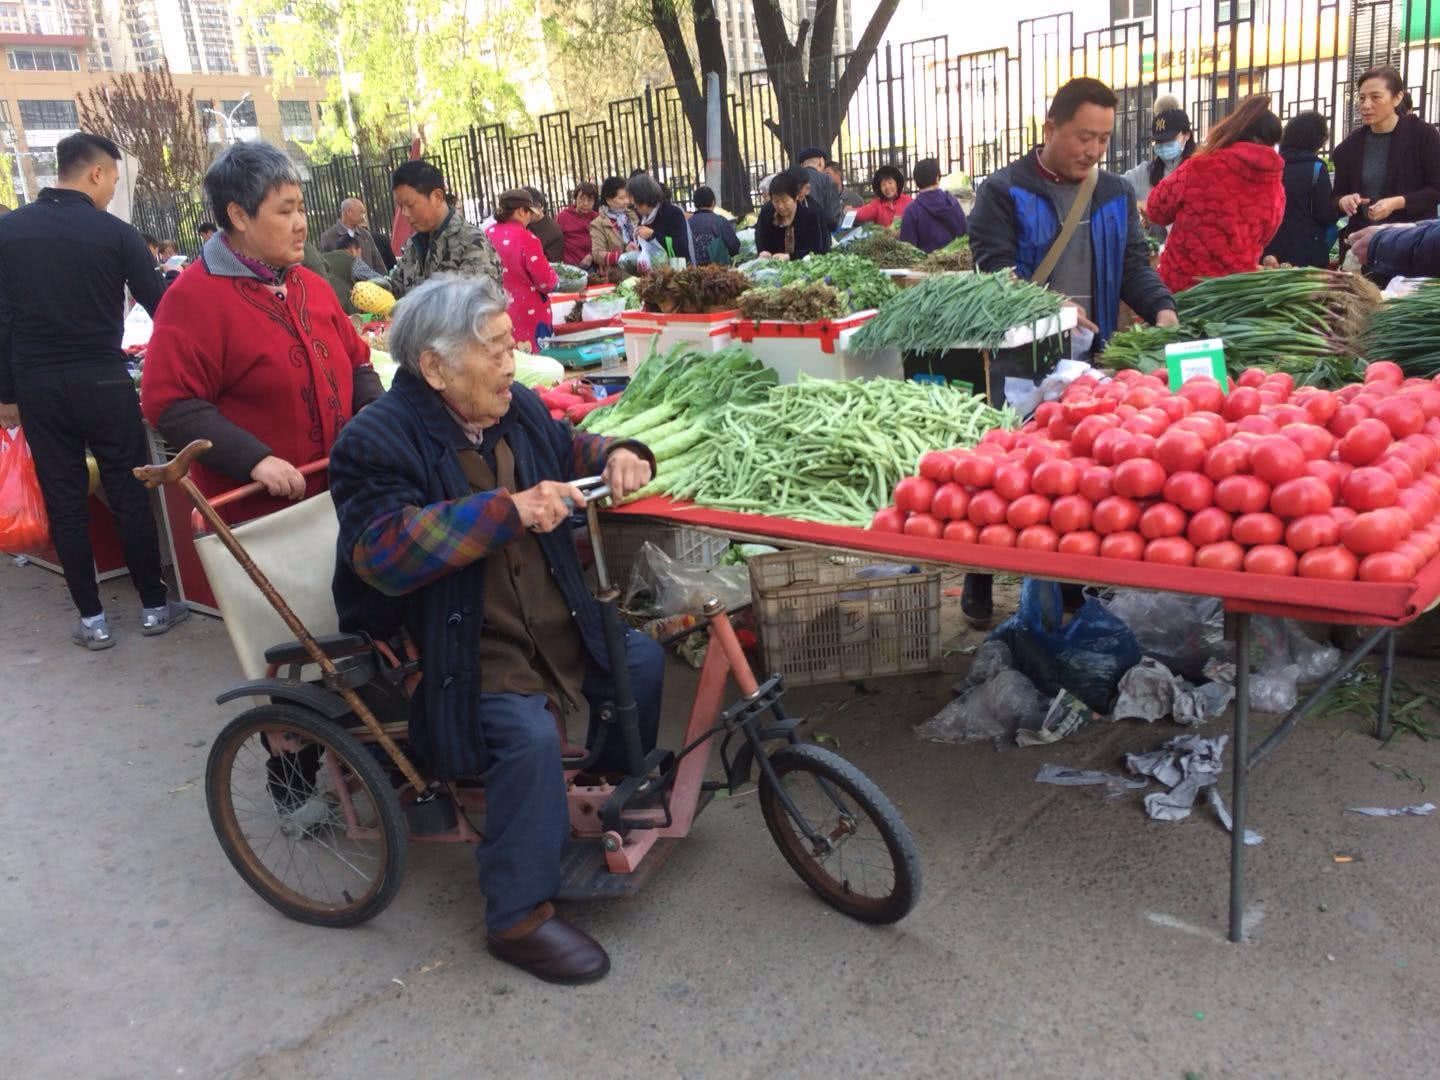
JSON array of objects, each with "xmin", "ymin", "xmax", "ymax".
[{"xmin": 542, "ymin": 325, "xmax": 626, "ymax": 369}]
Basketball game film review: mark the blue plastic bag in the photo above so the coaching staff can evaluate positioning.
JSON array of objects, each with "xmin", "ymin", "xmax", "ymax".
[{"xmin": 988, "ymin": 580, "xmax": 1141, "ymax": 714}]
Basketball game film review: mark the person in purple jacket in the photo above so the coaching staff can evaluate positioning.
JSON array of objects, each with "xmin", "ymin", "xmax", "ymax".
[{"xmin": 898, "ymin": 158, "xmax": 967, "ymax": 253}]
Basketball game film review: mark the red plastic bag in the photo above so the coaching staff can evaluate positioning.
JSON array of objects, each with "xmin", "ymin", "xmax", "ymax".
[{"xmin": 0, "ymin": 427, "xmax": 50, "ymax": 553}]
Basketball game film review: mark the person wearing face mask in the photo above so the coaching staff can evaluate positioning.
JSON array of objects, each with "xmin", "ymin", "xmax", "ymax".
[
  {"xmin": 329, "ymin": 275, "xmax": 658, "ymax": 986},
  {"xmin": 142, "ymin": 141, "xmax": 382, "ymax": 524},
  {"xmin": 1120, "ymin": 97, "xmax": 1194, "ymax": 243}
]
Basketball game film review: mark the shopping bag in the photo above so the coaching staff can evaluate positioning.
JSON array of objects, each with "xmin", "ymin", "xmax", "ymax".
[{"xmin": 0, "ymin": 427, "xmax": 51, "ymax": 552}]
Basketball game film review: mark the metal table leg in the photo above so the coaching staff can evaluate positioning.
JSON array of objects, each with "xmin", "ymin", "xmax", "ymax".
[
  {"xmin": 1376, "ymin": 629, "xmax": 1397, "ymax": 742},
  {"xmin": 1229, "ymin": 613, "xmax": 1251, "ymax": 943}
]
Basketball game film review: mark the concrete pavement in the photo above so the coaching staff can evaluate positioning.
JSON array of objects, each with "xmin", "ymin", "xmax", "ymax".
[{"xmin": 2, "ymin": 558, "xmax": 1438, "ymax": 1079}]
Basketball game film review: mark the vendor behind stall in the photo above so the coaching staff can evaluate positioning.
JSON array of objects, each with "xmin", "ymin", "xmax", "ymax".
[
  {"xmin": 142, "ymin": 141, "xmax": 381, "ymax": 520},
  {"xmin": 755, "ymin": 167, "xmax": 829, "ymax": 261}
]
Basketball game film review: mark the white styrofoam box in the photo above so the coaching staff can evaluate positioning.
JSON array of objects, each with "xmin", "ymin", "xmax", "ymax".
[
  {"xmin": 621, "ymin": 309, "xmax": 738, "ymax": 373},
  {"xmin": 943, "ymin": 304, "xmax": 1079, "ymax": 351},
  {"xmin": 731, "ymin": 309, "xmax": 903, "ymax": 383},
  {"xmin": 550, "ymin": 284, "xmax": 616, "ymax": 324}
]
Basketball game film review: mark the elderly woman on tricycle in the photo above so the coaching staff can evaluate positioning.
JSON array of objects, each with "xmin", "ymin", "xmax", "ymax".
[{"xmin": 328, "ymin": 274, "xmax": 658, "ymax": 986}]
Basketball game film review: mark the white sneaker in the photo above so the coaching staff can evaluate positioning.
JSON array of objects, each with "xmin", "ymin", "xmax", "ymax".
[{"xmin": 72, "ymin": 615, "xmax": 116, "ymax": 651}]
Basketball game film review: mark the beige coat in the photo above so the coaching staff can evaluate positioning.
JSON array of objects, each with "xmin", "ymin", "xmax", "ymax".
[{"xmin": 589, "ymin": 207, "xmax": 639, "ymax": 267}]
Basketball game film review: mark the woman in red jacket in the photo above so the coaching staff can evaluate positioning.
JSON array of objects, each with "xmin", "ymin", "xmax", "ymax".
[
  {"xmin": 852, "ymin": 165, "xmax": 912, "ymax": 228},
  {"xmin": 1147, "ymin": 95, "xmax": 1285, "ymax": 292}
]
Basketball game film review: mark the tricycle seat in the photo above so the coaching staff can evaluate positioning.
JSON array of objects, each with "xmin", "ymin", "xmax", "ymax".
[{"xmin": 264, "ymin": 632, "xmax": 371, "ymax": 667}]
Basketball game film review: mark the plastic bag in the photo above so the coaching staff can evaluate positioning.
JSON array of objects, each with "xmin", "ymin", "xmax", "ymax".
[
  {"xmin": 990, "ymin": 579, "xmax": 1142, "ymax": 713},
  {"xmin": 581, "ymin": 295, "xmax": 626, "ymax": 321},
  {"xmin": 915, "ymin": 669, "xmax": 1047, "ymax": 745},
  {"xmin": 1249, "ymin": 664, "xmax": 1301, "ymax": 714},
  {"xmin": 0, "ymin": 427, "xmax": 50, "ymax": 553},
  {"xmin": 625, "ymin": 541, "xmax": 750, "ymax": 616},
  {"xmin": 1252, "ymin": 618, "xmax": 1340, "ymax": 684},
  {"xmin": 1104, "ymin": 590, "xmax": 1226, "ymax": 681},
  {"xmin": 637, "ymin": 238, "xmax": 669, "ymax": 273}
]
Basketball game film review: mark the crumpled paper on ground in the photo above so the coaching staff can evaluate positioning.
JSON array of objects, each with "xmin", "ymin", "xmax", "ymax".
[
  {"xmin": 1347, "ymin": 803, "xmax": 1436, "ymax": 818},
  {"xmin": 1113, "ymin": 658, "xmax": 1235, "ymax": 726},
  {"xmin": 1015, "ymin": 691, "xmax": 1097, "ymax": 747},
  {"xmin": 1124, "ymin": 734, "xmax": 1265, "ymax": 843},
  {"xmin": 1034, "ymin": 764, "xmax": 1148, "ymax": 796}
]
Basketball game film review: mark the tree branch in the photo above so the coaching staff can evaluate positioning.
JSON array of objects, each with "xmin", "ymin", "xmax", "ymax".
[
  {"xmin": 808, "ymin": 0, "xmax": 837, "ymax": 87},
  {"xmin": 753, "ymin": 0, "xmax": 799, "ymax": 70},
  {"xmin": 834, "ymin": 0, "xmax": 901, "ymax": 108}
]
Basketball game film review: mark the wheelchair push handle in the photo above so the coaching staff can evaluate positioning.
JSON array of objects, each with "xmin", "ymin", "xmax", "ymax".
[{"xmin": 569, "ymin": 475, "xmax": 612, "ymax": 508}]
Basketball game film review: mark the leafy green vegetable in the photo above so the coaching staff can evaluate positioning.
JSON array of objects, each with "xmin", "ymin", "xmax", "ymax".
[{"xmin": 774, "ymin": 253, "xmax": 898, "ymax": 313}]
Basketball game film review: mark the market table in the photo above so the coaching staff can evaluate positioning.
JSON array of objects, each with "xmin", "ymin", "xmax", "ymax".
[{"xmin": 609, "ymin": 496, "xmax": 1440, "ymax": 942}]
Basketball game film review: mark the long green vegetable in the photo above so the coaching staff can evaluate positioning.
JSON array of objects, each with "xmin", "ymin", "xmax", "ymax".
[
  {"xmin": 851, "ymin": 270, "xmax": 1064, "ymax": 353},
  {"xmin": 1363, "ymin": 282, "xmax": 1440, "ymax": 376},
  {"xmin": 629, "ymin": 376, "xmax": 1017, "ymax": 526}
]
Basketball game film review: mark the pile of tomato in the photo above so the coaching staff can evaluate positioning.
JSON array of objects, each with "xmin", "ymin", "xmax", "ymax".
[{"xmin": 871, "ymin": 361, "xmax": 1440, "ymax": 582}]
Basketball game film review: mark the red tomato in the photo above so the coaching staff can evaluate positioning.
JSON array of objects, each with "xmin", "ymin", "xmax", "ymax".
[
  {"xmin": 943, "ymin": 519, "xmax": 979, "ymax": 543},
  {"xmin": 1249, "ymin": 435, "xmax": 1307, "ymax": 487},
  {"xmin": 1331, "ymin": 505, "xmax": 1359, "ymax": 528},
  {"xmin": 1270, "ymin": 476, "xmax": 1334, "ymax": 519},
  {"xmin": 1204, "ymin": 439, "xmax": 1251, "ymax": 481},
  {"xmin": 1385, "ymin": 444, "xmax": 1428, "ymax": 483},
  {"xmin": 894, "ymin": 476, "xmax": 937, "ymax": 514},
  {"xmin": 1079, "ymin": 466, "xmax": 1115, "ymax": 503},
  {"xmin": 870, "ymin": 507, "xmax": 906, "ymax": 532},
  {"xmin": 1034, "ymin": 402, "xmax": 1062, "ymax": 427},
  {"xmin": 974, "ymin": 441, "xmax": 1007, "ymax": 458},
  {"xmin": 1233, "ymin": 512, "xmax": 1286, "ymax": 545},
  {"xmin": 1375, "ymin": 456, "xmax": 1416, "ymax": 490},
  {"xmin": 1111, "ymin": 458, "xmax": 1166, "ymax": 500},
  {"xmin": 1145, "ymin": 537, "xmax": 1195, "ymax": 565},
  {"xmin": 978, "ymin": 523, "xmax": 1018, "ymax": 547},
  {"xmin": 1411, "ymin": 389, "xmax": 1440, "ymax": 420},
  {"xmin": 1336, "ymin": 383, "xmax": 1365, "ymax": 403},
  {"xmin": 918, "ymin": 452, "xmax": 955, "ymax": 483},
  {"xmin": 1156, "ymin": 396, "xmax": 1194, "ymax": 424},
  {"xmin": 1296, "ymin": 390, "xmax": 1339, "ymax": 425},
  {"xmin": 1017, "ymin": 525, "xmax": 1060, "ymax": 551},
  {"xmin": 1372, "ymin": 396, "xmax": 1426, "ymax": 439},
  {"xmin": 1140, "ymin": 502, "xmax": 1188, "ymax": 539},
  {"xmin": 930, "ymin": 482, "xmax": 971, "ymax": 522},
  {"xmin": 1285, "ymin": 513, "xmax": 1342, "ymax": 553},
  {"xmin": 1112, "ymin": 432, "xmax": 1158, "ymax": 463},
  {"xmin": 1235, "ymin": 414, "xmax": 1280, "ymax": 437},
  {"xmin": 1188, "ymin": 507, "xmax": 1233, "ymax": 547},
  {"xmin": 1342, "ymin": 508, "xmax": 1413, "ymax": 555},
  {"xmin": 1280, "ymin": 423, "xmax": 1334, "ymax": 461},
  {"xmin": 1298, "ymin": 545, "xmax": 1359, "ymax": 581},
  {"xmin": 954, "ymin": 454, "xmax": 997, "ymax": 488},
  {"xmin": 1058, "ymin": 530, "xmax": 1102, "ymax": 556},
  {"xmin": 1100, "ymin": 530, "xmax": 1145, "ymax": 560},
  {"xmin": 1262, "ymin": 371, "xmax": 1295, "ymax": 396},
  {"xmin": 1072, "ymin": 414, "xmax": 1120, "ymax": 456},
  {"xmin": 1163, "ymin": 471, "xmax": 1215, "ymax": 513},
  {"xmin": 1365, "ymin": 361, "xmax": 1405, "ymax": 386},
  {"xmin": 1023, "ymin": 443, "xmax": 1066, "ymax": 472},
  {"xmin": 1032, "ymin": 459, "xmax": 1080, "ymax": 496},
  {"xmin": 1091, "ymin": 427, "xmax": 1126, "ymax": 466},
  {"xmin": 1305, "ymin": 459, "xmax": 1345, "ymax": 499},
  {"xmin": 903, "ymin": 512, "xmax": 944, "ymax": 539},
  {"xmin": 1050, "ymin": 494, "xmax": 1093, "ymax": 534},
  {"xmin": 1123, "ymin": 410, "xmax": 1169, "ymax": 438},
  {"xmin": 1402, "ymin": 433, "xmax": 1440, "ymax": 469},
  {"xmin": 1178, "ymin": 377, "xmax": 1225, "ymax": 414},
  {"xmin": 980, "ymin": 429, "xmax": 1016, "ymax": 450},
  {"xmin": 1223, "ymin": 386, "xmax": 1262, "ymax": 420},
  {"xmin": 1195, "ymin": 541, "xmax": 1245, "ymax": 571},
  {"xmin": 1154, "ymin": 429, "xmax": 1207, "ymax": 475},
  {"xmin": 1398, "ymin": 485, "xmax": 1438, "ymax": 528},
  {"xmin": 1329, "ymin": 404, "xmax": 1370, "ymax": 437},
  {"xmin": 1338, "ymin": 418, "xmax": 1393, "ymax": 466},
  {"xmin": 1266, "ymin": 404, "xmax": 1311, "ymax": 429},
  {"xmin": 1342, "ymin": 467, "xmax": 1399, "ymax": 511},
  {"xmin": 1176, "ymin": 411, "xmax": 1228, "ymax": 447},
  {"xmin": 967, "ymin": 490, "xmax": 1009, "ymax": 526},
  {"xmin": 993, "ymin": 463, "xmax": 1032, "ymax": 502},
  {"xmin": 1237, "ymin": 368, "xmax": 1268, "ymax": 389},
  {"xmin": 1215, "ymin": 475, "xmax": 1272, "ymax": 514},
  {"xmin": 1006, "ymin": 493, "xmax": 1053, "ymax": 530},
  {"xmin": 1093, "ymin": 496, "xmax": 1142, "ymax": 534},
  {"xmin": 1359, "ymin": 551, "xmax": 1416, "ymax": 582},
  {"xmin": 1123, "ymin": 386, "xmax": 1162, "ymax": 409},
  {"xmin": 1244, "ymin": 544, "xmax": 1298, "ymax": 575}
]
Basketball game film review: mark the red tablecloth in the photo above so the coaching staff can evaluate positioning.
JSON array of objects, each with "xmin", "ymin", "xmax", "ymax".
[{"xmin": 609, "ymin": 497, "xmax": 1440, "ymax": 627}]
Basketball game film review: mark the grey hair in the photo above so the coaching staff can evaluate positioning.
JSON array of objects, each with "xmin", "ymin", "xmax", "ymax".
[
  {"xmin": 388, "ymin": 274, "xmax": 511, "ymax": 377},
  {"xmin": 625, "ymin": 172, "xmax": 664, "ymax": 209},
  {"xmin": 204, "ymin": 141, "xmax": 302, "ymax": 230}
]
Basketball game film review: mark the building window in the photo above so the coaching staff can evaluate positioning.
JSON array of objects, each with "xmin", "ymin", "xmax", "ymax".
[
  {"xmin": 8, "ymin": 47, "xmax": 81, "ymax": 71},
  {"xmin": 279, "ymin": 99, "xmax": 314, "ymax": 139},
  {"xmin": 1111, "ymin": 0, "xmax": 1154, "ymax": 20},
  {"xmin": 220, "ymin": 99, "xmax": 257, "ymax": 127},
  {"xmin": 1217, "ymin": 0, "xmax": 1256, "ymax": 21},
  {"xmin": 19, "ymin": 99, "xmax": 80, "ymax": 129}
]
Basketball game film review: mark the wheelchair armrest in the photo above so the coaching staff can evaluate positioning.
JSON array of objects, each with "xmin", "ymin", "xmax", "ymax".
[{"xmin": 263, "ymin": 632, "xmax": 371, "ymax": 667}]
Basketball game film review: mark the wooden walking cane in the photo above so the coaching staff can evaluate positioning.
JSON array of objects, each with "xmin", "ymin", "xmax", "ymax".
[{"xmin": 135, "ymin": 440, "xmax": 429, "ymax": 793}]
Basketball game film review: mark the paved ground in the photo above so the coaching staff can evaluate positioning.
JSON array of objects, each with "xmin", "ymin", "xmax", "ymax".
[{"xmin": 3, "ymin": 558, "xmax": 1439, "ymax": 1079}]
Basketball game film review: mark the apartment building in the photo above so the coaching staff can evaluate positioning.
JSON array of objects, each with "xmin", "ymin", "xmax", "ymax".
[
  {"xmin": 718, "ymin": 0, "xmax": 855, "ymax": 75},
  {"xmin": 0, "ymin": 0, "xmax": 325, "ymax": 201}
]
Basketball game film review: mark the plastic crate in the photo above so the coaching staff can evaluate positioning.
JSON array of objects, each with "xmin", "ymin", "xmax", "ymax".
[
  {"xmin": 621, "ymin": 310, "xmax": 738, "ymax": 373},
  {"xmin": 749, "ymin": 549, "xmax": 942, "ymax": 687},
  {"xmin": 594, "ymin": 517, "xmax": 730, "ymax": 593},
  {"xmin": 730, "ymin": 310, "xmax": 902, "ymax": 383}
]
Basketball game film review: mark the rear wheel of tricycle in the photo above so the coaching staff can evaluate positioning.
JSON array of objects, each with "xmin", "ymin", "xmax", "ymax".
[
  {"xmin": 759, "ymin": 743, "xmax": 921, "ymax": 925},
  {"xmin": 207, "ymin": 702, "xmax": 407, "ymax": 927}
]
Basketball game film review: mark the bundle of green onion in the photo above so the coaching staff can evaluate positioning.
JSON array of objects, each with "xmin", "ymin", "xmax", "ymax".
[
  {"xmin": 851, "ymin": 271, "xmax": 1064, "ymax": 352},
  {"xmin": 1362, "ymin": 282, "xmax": 1440, "ymax": 376}
]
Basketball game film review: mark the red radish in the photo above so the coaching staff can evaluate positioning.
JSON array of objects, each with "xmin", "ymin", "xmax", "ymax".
[
  {"xmin": 1195, "ymin": 541, "xmax": 1245, "ymax": 571},
  {"xmin": 870, "ymin": 508, "xmax": 906, "ymax": 532},
  {"xmin": 1145, "ymin": 537, "xmax": 1196, "ymax": 565},
  {"xmin": 1244, "ymin": 545, "xmax": 1298, "ymax": 576},
  {"xmin": 943, "ymin": 519, "xmax": 979, "ymax": 543},
  {"xmin": 894, "ymin": 476, "xmax": 938, "ymax": 514},
  {"xmin": 1099, "ymin": 531, "xmax": 1145, "ymax": 560},
  {"xmin": 1058, "ymin": 530, "xmax": 1102, "ymax": 556},
  {"xmin": 903, "ymin": 513, "xmax": 943, "ymax": 539},
  {"xmin": 1187, "ymin": 507, "xmax": 1233, "ymax": 547},
  {"xmin": 1298, "ymin": 546, "xmax": 1359, "ymax": 580}
]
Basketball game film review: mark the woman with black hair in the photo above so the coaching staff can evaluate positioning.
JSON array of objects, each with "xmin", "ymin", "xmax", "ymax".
[
  {"xmin": 589, "ymin": 175, "xmax": 638, "ymax": 269},
  {"xmin": 852, "ymin": 164, "xmax": 912, "ymax": 228},
  {"xmin": 1121, "ymin": 96, "xmax": 1194, "ymax": 242},
  {"xmin": 1148, "ymin": 94, "xmax": 1285, "ymax": 291},
  {"xmin": 1332, "ymin": 66, "xmax": 1440, "ymax": 243},
  {"xmin": 755, "ymin": 167, "xmax": 829, "ymax": 260},
  {"xmin": 1264, "ymin": 111, "xmax": 1338, "ymax": 268}
]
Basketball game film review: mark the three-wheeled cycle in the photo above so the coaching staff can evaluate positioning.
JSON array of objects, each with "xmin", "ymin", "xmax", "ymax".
[{"xmin": 136, "ymin": 441, "xmax": 922, "ymax": 928}]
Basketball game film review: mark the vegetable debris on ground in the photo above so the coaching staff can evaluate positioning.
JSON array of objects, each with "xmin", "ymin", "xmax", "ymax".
[
  {"xmin": 638, "ymin": 265, "xmax": 751, "ymax": 314},
  {"xmin": 851, "ymin": 270, "xmax": 1064, "ymax": 352},
  {"xmin": 1363, "ymin": 281, "xmax": 1440, "ymax": 377},
  {"xmin": 627, "ymin": 375, "xmax": 1017, "ymax": 526},
  {"xmin": 737, "ymin": 283, "xmax": 845, "ymax": 322}
]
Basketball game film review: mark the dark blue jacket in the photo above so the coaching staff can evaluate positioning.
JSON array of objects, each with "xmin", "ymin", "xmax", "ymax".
[
  {"xmin": 1368, "ymin": 219, "xmax": 1440, "ymax": 284},
  {"xmin": 689, "ymin": 209, "xmax": 741, "ymax": 265},
  {"xmin": 328, "ymin": 369, "xmax": 611, "ymax": 778},
  {"xmin": 898, "ymin": 188, "xmax": 968, "ymax": 253},
  {"xmin": 1264, "ymin": 147, "xmax": 1337, "ymax": 269},
  {"xmin": 968, "ymin": 151, "xmax": 1175, "ymax": 345}
]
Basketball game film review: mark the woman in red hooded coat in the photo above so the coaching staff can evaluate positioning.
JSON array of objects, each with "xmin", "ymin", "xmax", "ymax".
[{"xmin": 1147, "ymin": 95, "xmax": 1286, "ymax": 292}]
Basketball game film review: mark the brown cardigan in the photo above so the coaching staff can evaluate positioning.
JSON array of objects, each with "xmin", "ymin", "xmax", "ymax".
[{"xmin": 1331, "ymin": 113, "xmax": 1440, "ymax": 236}]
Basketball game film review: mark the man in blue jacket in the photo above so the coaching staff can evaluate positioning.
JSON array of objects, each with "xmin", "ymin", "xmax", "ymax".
[
  {"xmin": 1352, "ymin": 221, "xmax": 1440, "ymax": 285},
  {"xmin": 969, "ymin": 77, "xmax": 1178, "ymax": 352}
]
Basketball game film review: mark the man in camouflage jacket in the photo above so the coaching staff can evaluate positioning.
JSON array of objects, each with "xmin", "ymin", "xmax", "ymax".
[{"xmin": 386, "ymin": 159, "xmax": 502, "ymax": 297}]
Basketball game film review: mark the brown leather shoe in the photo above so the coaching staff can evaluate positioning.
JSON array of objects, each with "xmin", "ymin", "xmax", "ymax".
[{"xmin": 487, "ymin": 905, "xmax": 610, "ymax": 985}]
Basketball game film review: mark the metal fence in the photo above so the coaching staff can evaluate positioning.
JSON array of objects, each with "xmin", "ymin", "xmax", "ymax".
[{"xmin": 135, "ymin": 1, "xmax": 1440, "ymax": 254}]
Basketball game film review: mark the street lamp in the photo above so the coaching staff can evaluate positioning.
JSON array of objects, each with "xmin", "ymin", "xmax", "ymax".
[{"xmin": 202, "ymin": 91, "xmax": 252, "ymax": 144}]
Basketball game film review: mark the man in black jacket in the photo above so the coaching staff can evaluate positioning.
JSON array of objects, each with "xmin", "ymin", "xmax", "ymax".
[
  {"xmin": 0, "ymin": 132, "xmax": 185, "ymax": 649},
  {"xmin": 797, "ymin": 147, "xmax": 845, "ymax": 234}
]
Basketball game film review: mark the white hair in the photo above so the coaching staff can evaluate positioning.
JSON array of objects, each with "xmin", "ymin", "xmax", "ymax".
[{"xmin": 388, "ymin": 274, "xmax": 511, "ymax": 376}]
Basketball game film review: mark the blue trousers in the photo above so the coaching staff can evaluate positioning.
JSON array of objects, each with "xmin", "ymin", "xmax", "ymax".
[{"xmin": 475, "ymin": 628, "xmax": 664, "ymax": 932}]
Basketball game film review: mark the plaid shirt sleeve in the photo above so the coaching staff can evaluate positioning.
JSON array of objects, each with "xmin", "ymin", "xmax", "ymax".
[
  {"xmin": 349, "ymin": 491, "xmax": 523, "ymax": 597},
  {"xmin": 568, "ymin": 432, "xmax": 655, "ymax": 481}
]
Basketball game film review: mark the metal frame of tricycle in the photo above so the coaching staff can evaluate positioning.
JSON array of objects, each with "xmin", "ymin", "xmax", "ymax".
[{"xmin": 608, "ymin": 497, "xmax": 1436, "ymax": 944}]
